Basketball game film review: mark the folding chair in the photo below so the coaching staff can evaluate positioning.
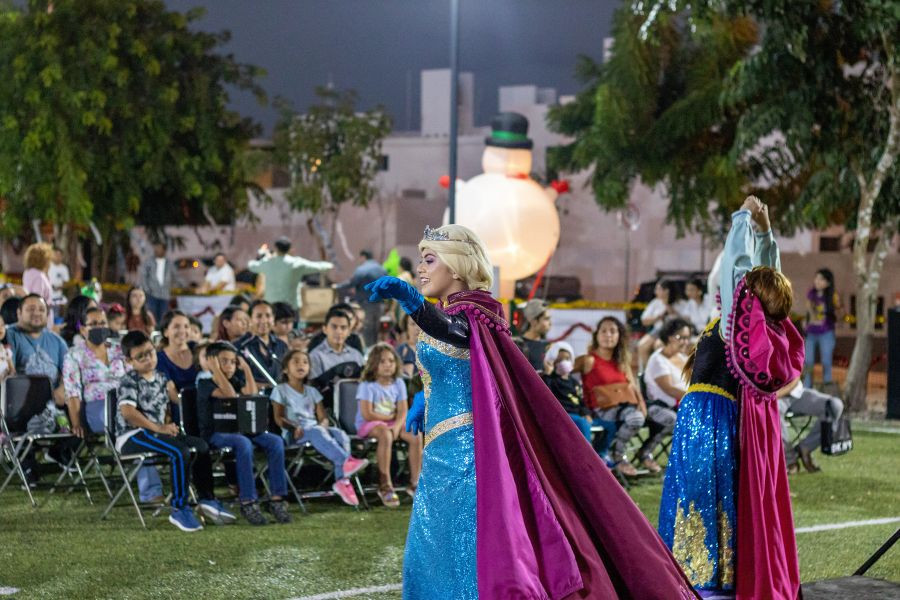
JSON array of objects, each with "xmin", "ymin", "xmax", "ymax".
[
  {"xmin": 100, "ymin": 388, "xmax": 182, "ymax": 528},
  {"xmin": 0, "ymin": 375, "xmax": 77, "ymax": 507},
  {"xmin": 785, "ymin": 409, "xmax": 815, "ymax": 447},
  {"xmin": 48, "ymin": 398, "xmax": 112, "ymax": 503},
  {"xmin": 180, "ymin": 388, "xmax": 305, "ymax": 513},
  {"xmin": 278, "ymin": 400, "xmax": 366, "ymax": 511}
]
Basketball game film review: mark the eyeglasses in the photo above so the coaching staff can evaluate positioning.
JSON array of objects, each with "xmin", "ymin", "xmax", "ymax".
[
  {"xmin": 672, "ymin": 335, "xmax": 688, "ymax": 341},
  {"xmin": 131, "ymin": 350, "xmax": 154, "ymax": 362},
  {"xmin": 86, "ymin": 322, "xmax": 107, "ymax": 328}
]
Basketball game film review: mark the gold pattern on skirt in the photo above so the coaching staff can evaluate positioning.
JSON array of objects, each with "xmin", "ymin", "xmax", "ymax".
[
  {"xmin": 672, "ymin": 499, "xmax": 714, "ymax": 587},
  {"xmin": 718, "ymin": 503, "xmax": 735, "ymax": 587},
  {"xmin": 424, "ymin": 412, "xmax": 473, "ymax": 448},
  {"xmin": 418, "ymin": 331, "xmax": 471, "ymax": 360}
]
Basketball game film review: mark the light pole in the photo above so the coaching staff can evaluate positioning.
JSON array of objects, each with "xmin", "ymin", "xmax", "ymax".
[{"xmin": 448, "ymin": 0, "xmax": 460, "ymax": 224}]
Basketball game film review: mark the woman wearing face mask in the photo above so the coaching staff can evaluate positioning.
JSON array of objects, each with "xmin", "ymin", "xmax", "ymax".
[
  {"xmin": 541, "ymin": 341, "xmax": 592, "ymax": 443},
  {"xmin": 365, "ymin": 225, "xmax": 696, "ymax": 600},
  {"xmin": 63, "ymin": 306, "xmax": 128, "ymax": 436}
]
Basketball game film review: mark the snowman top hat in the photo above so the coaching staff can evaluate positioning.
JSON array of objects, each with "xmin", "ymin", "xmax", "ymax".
[{"xmin": 485, "ymin": 112, "xmax": 533, "ymax": 150}]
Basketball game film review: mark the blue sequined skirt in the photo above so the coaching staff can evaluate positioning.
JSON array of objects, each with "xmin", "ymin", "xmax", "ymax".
[
  {"xmin": 659, "ymin": 389, "xmax": 738, "ymax": 592},
  {"xmin": 403, "ymin": 422, "xmax": 477, "ymax": 599}
]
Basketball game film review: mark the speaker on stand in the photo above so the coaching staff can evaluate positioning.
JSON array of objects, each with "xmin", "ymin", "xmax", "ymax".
[{"xmin": 887, "ymin": 307, "xmax": 900, "ymax": 419}]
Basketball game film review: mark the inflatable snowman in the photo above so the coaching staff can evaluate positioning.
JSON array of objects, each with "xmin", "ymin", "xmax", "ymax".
[{"xmin": 441, "ymin": 112, "xmax": 567, "ymax": 289}]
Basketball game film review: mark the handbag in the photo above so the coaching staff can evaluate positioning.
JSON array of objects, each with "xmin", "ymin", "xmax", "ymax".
[
  {"xmin": 821, "ymin": 398, "xmax": 852, "ymax": 456},
  {"xmin": 591, "ymin": 382, "xmax": 639, "ymax": 411}
]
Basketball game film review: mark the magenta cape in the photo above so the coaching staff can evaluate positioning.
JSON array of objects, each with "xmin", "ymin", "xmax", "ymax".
[
  {"xmin": 442, "ymin": 291, "xmax": 697, "ymax": 600},
  {"xmin": 726, "ymin": 279, "xmax": 804, "ymax": 600}
]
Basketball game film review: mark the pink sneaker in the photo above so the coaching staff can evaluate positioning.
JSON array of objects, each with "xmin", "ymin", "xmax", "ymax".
[
  {"xmin": 342, "ymin": 457, "xmax": 369, "ymax": 478},
  {"xmin": 332, "ymin": 478, "xmax": 360, "ymax": 506}
]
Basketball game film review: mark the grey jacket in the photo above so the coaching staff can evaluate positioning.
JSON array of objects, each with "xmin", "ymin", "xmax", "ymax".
[{"xmin": 140, "ymin": 257, "xmax": 178, "ymax": 300}]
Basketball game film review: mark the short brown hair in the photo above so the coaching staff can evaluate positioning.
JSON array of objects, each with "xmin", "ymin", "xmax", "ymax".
[
  {"xmin": 24, "ymin": 243, "xmax": 52, "ymax": 271},
  {"xmin": 361, "ymin": 343, "xmax": 401, "ymax": 382},
  {"xmin": 745, "ymin": 267, "xmax": 793, "ymax": 321}
]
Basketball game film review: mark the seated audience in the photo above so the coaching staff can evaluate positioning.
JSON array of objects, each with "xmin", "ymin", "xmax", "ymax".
[
  {"xmin": 355, "ymin": 343, "xmax": 422, "ymax": 507},
  {"xmin": 64, "ymin": 306, "xmax": 127, "ymax": 435},
  {"xmin": 215, "ymin": 305, "xmax": 249, "ymax": 343},
  {"xmin": 117, "ymin": 331, "xmax": 235, "ymax": 531},
  {"xmin": 106, "ymin": 303, "xmax": 126, "ymax": 334},
  {"xmin": 271, "ymin": 349, "xmax": 368, "ymax": 507},
  {"xmin": 272, "ymin": 302, "xmax": 297, "ymax": 347},
  {"xmin": 6, "ymin": 294, "xmax": 74, "ymax": 481},
  {"xmin": 125, "ymin": 286, "xmax": 156, "ymax": 335},
  {"xmin": 639, "ymin": 318, "xmax": 691, "ymax": 473},
  {"xmin": 60, "ymin": 295, "xmax": 98, "ymax": 347},
  {"xmin": 235, "ymin": 300, "xmax": 287, "ymax": 387},
  {"xmin": 676, "ymin": 278, "xmax": 711, "ymax": 335},
  {"xmin": 395, "ymin": 313, "xmax": 420, "ymax": 378},
  {"xmin": 777, "ymin": 380, "xmax": 844, "ymax": 474},
  {"xmin": 515, "ymin": 299, "xmax": 552, "ymax": 372},
  {"xmin": 196, "ymin": 341, "xmax": 291, "ymax": 525},
  {"xmin": 308, "ymin": 307, "xmax": 364, "ymax": 405},
  {"xmin": 307, "ymin": 302, "xmax": 365, "ymax": 354},
  {"xmin": 577, "ymin": 316, "xmax": 646, "ymax": 477},
  {"xmin": 542, "ymin": 342, "xmax": 591, "ymax": 443},
  {"xmin": 0, "ymin": 313, "xmax": 14, "ymax": 381},
  {"xmin": 156, "ymin": 310, "xmax": 198, "ymax": 394},
  {"xmin": 637, "ymin": 279, "xmax": 678, "ymax": 372}
]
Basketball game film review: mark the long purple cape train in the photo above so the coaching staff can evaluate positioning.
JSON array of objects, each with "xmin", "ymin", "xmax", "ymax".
[{"xmin": 442, "ymin": 290, "xmax": 697, "ymax": 600}]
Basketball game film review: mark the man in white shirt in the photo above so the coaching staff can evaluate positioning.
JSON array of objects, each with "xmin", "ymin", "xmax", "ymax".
[
  {"xmin": 202, "ymin": 253, "xmax": 236, "ymax": 293},
  {"xmin": 48, "ymin": 247, "xmax": 70, "ymax": 306}
]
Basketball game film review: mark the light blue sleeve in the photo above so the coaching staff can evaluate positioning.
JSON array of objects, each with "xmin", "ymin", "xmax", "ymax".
[
  {"xmin": 355, "ymin": 381, "xmax": 373, "ymax": 402},
  {"xmin": 719, "ymin": 210, "xmax": 782, "ymax": 339},
  {"xmin": 310, "ymin": 386, "xmax": 324, "ymax": 404},
  {"xmin": 719, "ymin": 210, "xmax": 754, "ymax": 339},
  {"xmin": 395, "ymin": 378, "xmax": 408, "ymax": 403},
  {"xmin": 270, "ymin": 385, "xmax": 285, "ymax": 406}
]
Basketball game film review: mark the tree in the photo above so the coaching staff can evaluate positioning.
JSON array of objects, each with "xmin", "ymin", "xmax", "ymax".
[
  {"xmin": 273, "ymin": 87, "xmax": 391, "ymax": 266},
  {"xmin": 704, "ymin": 0, "xmax": 899, "ymax": 411},
  {"xmin": 550, "ymin": 1, "xmax": 899, "ymax": 411},
  {"xmin": 547, "ymin": 9, "xmax": 759, "ymax": 237},
  {"xmin": 0, "ymin": 0, "xmax": 266, "ymax": 279}
]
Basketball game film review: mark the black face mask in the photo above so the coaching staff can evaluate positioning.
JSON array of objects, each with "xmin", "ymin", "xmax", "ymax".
[{"xmin": 87, "ymin": 327, "xmax": 113, "ymax": 346}]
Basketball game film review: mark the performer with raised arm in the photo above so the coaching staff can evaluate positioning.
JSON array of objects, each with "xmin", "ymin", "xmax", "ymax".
[
  {"xmin": 366, "ymin": 224, "xmax": 696, "ymax": 600},
  {"xmin": 658, "ymin": 196, "xmax": 805, "ymax": 600}
]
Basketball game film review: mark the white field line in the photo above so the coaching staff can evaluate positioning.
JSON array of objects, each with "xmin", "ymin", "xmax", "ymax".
[
  {"xmin": 0, "ymin": 588, "xmax": 19, "ymax": 596},
  {"xmin": 288, "ymin": 583, "xmax": 402, "ymax": 600},
  {"xmin": 795, "ymin": 516, "xmax": 900, "ymax": 534},
  {"xmin": 854, "ymin": 426, "xmax": 900, "ymax": 435}
]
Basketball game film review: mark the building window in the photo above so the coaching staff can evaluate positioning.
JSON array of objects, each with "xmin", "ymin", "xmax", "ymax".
[
  {"xmin": 379, "ymin": 155, "xmax": 389, "ymax": 171},
  {"xmin": 819, "ymin": 236, "xmax": 840, "ymax": 252}
]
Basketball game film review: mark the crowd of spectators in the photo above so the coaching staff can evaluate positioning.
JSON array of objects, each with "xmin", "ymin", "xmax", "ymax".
[{"xmin": 0, "ymin": 239, "xmax": 846, "ymax": 530}]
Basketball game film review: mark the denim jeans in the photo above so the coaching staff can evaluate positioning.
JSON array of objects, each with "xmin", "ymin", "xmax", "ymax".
[
  {"xmin": 804, "ymin": 330, "xmax": 836, "ymax": 387},
  {"xmin": 287, "ymin": 425, "xmax": 350, "ymax": 479},
  {"xmin": 209, "ymin": 432, "xmax": 286, "ymax": 502},
  {"xmin": 568, "ymin": 413, "xmax": 593, "ymax": 443}
]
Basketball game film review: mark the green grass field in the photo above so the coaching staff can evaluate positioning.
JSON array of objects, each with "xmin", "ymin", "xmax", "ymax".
[{"xmin": 1, "ymin": 429, "xmax": 898, "ymax": 599}]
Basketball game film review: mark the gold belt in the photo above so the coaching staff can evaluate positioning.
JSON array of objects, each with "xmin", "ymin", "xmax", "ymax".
[{"xmin": 423, "ymin": 412, "xmax": 473, "ymax": 448}]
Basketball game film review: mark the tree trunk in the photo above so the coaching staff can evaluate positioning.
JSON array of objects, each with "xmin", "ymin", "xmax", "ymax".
[{"xmin": 845, "ymin": 60, "xmax": 900, "ymax": 412}]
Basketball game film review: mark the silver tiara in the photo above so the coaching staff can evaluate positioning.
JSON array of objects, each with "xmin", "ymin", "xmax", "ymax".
[{"xmin": 423, "ymin": 225, "xmax": 451, "ymax": 241}]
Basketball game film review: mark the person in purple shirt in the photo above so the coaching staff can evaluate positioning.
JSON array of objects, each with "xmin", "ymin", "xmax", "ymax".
[{"xmin": 804, "ymin": 268, "xmax": 842, "ymax": 388}]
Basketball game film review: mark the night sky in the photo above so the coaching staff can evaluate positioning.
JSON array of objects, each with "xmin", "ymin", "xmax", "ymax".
[{"xmin": 161, "ymin": 0, "xmax": 620, "ymax": 133}]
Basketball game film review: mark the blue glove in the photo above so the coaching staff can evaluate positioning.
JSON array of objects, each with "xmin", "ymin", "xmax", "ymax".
[
  {"xmin": 406, "ymin": 390, "xmax": 426, "ymax": 435},
  {"xmin": 364, "ymin": 276, "xmax": 425, "ymax": 314}
]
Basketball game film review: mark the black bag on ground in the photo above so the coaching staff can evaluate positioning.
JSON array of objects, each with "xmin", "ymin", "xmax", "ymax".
[{"xmin": 821, "ymin": 399, "xmax": 852, "ymax": 456}]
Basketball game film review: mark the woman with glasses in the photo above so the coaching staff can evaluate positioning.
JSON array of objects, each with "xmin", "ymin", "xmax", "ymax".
[{"xmin": 638, "ymin": 318, "xmax": 691, "ymax": 473}]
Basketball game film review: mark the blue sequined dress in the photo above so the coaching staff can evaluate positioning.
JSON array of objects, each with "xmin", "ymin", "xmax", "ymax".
[
  {"xmin": 658, "ymin": 318, "xmax": 739, "ymax": 594},
  {"xmin": 403, "ymin": 331, "xmax": 478, "ymax": 599}
]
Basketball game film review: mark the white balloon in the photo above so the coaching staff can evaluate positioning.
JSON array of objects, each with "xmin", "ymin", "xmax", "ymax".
[{"xmin": 448, "ymin": 172, "xmax": 559, "ymax": 281}]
